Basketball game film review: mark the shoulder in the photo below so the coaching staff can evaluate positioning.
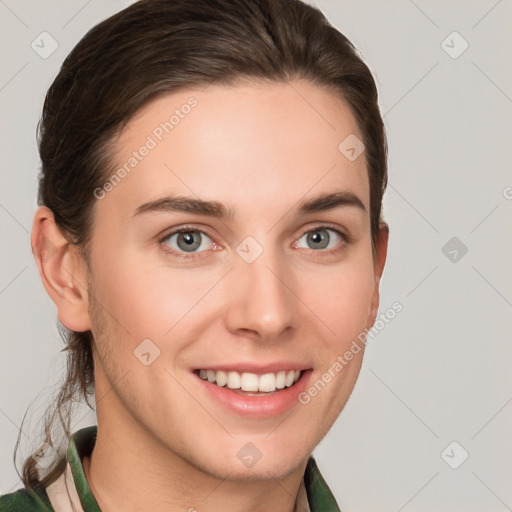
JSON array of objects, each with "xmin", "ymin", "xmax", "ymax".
[{"xmin": 0, "ymin": 486, "xmax": 54, "ymax": 512}]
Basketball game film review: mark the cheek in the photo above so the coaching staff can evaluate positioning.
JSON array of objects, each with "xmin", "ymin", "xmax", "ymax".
[
  {"xmin": 94, "ymin": 250, "xmax": 203, "ymax": 339},
  {"xmin": 302, "ymin": 259, "xmax": 375, "ymax": 341}
]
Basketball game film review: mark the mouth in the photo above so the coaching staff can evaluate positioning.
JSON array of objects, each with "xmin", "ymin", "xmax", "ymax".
[
  {"xmin": 191, "ymin": 365, "xmax": 313, "ymax": 418},
  {"xmin": 194, "ymin": 368, "xmax": 304, "ymax": 396}
]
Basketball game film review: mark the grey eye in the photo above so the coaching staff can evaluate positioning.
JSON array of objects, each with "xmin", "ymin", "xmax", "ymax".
[
  {"xmin": 164, "ymin": 230, "xmax": 213, "ymax": 253},
  {"xmin": 296, "ymin": 228, "xmax": 341, "ymax": 250}
]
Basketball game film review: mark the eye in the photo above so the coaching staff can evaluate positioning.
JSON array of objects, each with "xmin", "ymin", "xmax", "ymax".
[
  {"xmin": 160, "ymin": 228, "xmax": 216, "ymax": 258},
  {"xmin": 294, "ymin": 226, "xmax": 346, "ymax": 252}
]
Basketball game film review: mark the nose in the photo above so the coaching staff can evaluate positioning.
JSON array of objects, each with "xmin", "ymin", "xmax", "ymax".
[{"xmin": 223, "ymin": 244, "xmax": 297, "ymax": 342}]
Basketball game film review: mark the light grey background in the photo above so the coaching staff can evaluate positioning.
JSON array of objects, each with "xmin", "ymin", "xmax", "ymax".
[{"xmin": 1, "ymin": 1, "xmax": 511, "ymax": 510}]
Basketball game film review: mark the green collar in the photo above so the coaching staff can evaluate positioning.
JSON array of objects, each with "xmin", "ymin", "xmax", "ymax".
[
  {"xmin": 67, "ymin": 426, "xmax": 101, "ymax": 511},
  {"xmin": 2, "ymin": 426, "xmax": 341, "ymax": 511}
]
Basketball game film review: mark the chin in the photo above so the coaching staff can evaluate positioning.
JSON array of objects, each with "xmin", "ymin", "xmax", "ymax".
[{"xmin": 187, "ymin": 440, "xmax": 309, "ymax": 482}]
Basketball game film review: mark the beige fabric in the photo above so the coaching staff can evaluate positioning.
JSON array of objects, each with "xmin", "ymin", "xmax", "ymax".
[{"xmin": 46, "ymin": 462, "xmax": 84, "ymax": 512}]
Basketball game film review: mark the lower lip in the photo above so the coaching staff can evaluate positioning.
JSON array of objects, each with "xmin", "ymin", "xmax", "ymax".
[{"xmin": 193, "ymin": 370, "xmax": 313, "ymax": 418}]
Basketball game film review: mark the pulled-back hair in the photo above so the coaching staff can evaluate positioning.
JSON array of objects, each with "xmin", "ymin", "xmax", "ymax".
[{"xmin": 18, "ymin": 0, "xmax": 387, "ymax": 489}]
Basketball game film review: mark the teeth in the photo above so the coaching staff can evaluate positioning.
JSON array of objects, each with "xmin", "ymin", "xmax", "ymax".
[
  {"xmin": 216, "ymin": 370, "xmax": 227, "ymax": 387},
  {"xmin": 226, "ymin": 371, "xmax": 241, "ymax": 389},
  {"xmin": 275, "ymin": 371, "xmax": 287, "ymax": 389},
  {"xmin": 198, "ymin": 369, "xmax": 302, "ymax": 392},
  {"xmin": 240, "ymin": 372, "xmax": 259, "ymax": 391}
]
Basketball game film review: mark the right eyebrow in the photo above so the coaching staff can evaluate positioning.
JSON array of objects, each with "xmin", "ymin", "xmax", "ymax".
[{"xmin": 133, "ymin": 195, "xmax": 235, "ymax": 219}]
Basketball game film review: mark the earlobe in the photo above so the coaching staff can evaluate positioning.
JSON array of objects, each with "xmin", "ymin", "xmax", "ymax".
[{"xmin": 31, "ymin": 206, "xmax": 92, "ymax": 332}]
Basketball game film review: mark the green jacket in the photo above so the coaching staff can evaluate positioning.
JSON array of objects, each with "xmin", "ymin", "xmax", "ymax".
[{"xmin": 0, "ymin": 426, "xmax": 341, "ymax": 511}]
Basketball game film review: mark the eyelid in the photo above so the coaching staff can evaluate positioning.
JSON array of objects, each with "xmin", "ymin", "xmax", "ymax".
[
  {"xmin": 296, "ymin": 222, "xmax": 353, "ymax": 244},
  {"xmin": 158, "ymin": 224, "xmax": 214, "ymax": 243}
]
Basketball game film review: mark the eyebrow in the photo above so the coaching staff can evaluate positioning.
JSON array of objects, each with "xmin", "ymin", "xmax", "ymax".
[{"xmin": 133, "ymin": 191, "xmax": 366, "ymax": 219}]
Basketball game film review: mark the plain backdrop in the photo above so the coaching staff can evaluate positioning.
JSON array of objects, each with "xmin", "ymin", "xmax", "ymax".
[{"xmin": 1, "ymin": 1, "xmax": 511, "ymax": 510}]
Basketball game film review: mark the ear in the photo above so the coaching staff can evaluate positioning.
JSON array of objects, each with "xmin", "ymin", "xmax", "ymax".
[
  {"xmin": 31, "ymin": 206, "xmax": 92, "ymax": 332},
  {"xmin": 367, "ymin": 222, "xmax": 389, "ymax": 327}
]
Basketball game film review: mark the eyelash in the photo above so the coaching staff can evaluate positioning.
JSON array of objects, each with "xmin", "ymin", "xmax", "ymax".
[{"xmin": 158, "ymin": 224, "xmax": 351, "ymax": 260}]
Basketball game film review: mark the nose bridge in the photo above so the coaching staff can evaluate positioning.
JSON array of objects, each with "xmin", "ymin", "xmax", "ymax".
[{"xmin": 225, "ymin": 235, "xmax": 296, "ymax": 339}]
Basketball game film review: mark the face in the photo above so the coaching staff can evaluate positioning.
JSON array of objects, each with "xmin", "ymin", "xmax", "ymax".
[{"xmin": 83, "ymin": 79, "xmax": 385, "ymax": 480}]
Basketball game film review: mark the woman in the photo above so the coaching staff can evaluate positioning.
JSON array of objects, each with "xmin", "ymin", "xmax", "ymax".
[{"xmin": 2, "ymin": 0, "xmax": 388, "ymax": 510}]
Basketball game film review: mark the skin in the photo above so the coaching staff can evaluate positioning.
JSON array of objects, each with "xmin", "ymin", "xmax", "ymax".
[{"xmin": 32, "ymin": 79, "xmax": 388, "ymax": 512}]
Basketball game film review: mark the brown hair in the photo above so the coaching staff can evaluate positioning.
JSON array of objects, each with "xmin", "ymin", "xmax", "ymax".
[{"xmin": 18, "ymin": 0, "xmax": 387, "ymax": 489}]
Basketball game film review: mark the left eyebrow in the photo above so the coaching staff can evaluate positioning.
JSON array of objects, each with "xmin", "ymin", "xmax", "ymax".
[
  {"xmin": 132, "ymin": 190, "xmax": 366, "ymax": 219},
  {"xmin": 296, "ymin": 191, "xmax": 367, "ymax": 215}
]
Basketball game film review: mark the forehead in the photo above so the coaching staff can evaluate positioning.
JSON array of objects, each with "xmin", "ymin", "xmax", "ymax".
[{"xmin": 99, "ymin": 79, "xmax": 369, "ymax": 222}]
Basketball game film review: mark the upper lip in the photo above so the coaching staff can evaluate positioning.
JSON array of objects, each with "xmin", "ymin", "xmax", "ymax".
[{"xmin": 194, "ymin": 362, "xmax": 311, "ymax": 375}]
